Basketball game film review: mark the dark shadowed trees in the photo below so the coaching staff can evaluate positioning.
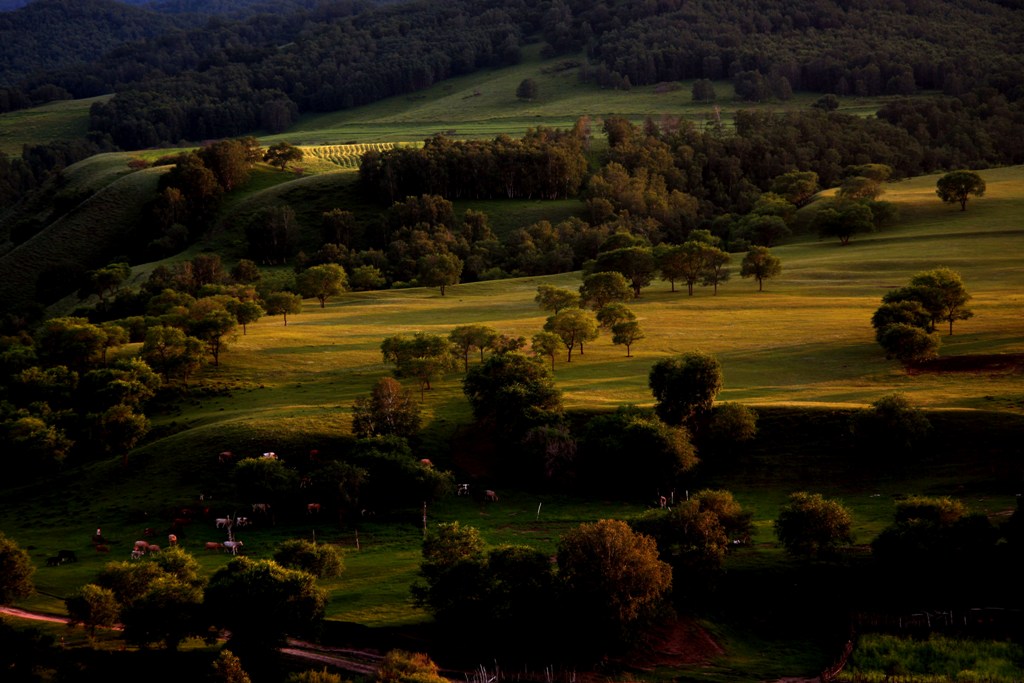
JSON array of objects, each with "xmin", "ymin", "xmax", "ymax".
[
  {"xmin": 351, "ymin": 377, "xmax": 421, "ymax": 439},
  {"xmin": 774, "ymin": 492, "xmax": 853, "ymax": 560},
  {"xmin": 557, "ymin": 519, "xmax": 671, "ymax": 652},
  {"xmin": 648, "ymin": 351, "xmax": 723, "ymax": 427},
  {"xmin": 0, "ymin": 533, "xmax": 34, "ymax": 605}
]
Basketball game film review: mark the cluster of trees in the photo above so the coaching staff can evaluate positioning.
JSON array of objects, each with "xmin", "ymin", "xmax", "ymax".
[
  {"xmin": 360, "ymin": 128, "xmax": 588, "ymax": 203},
  {"xmin": 872, "ymin": 267, "xmax": 973, "ymax": 366}
]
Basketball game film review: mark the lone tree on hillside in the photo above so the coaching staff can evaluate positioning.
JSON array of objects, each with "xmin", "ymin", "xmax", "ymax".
[
  {"xmin": 936, "ymin": 170, "xmax": 986, "ymax": 211},
  {"xmin": 297, "ymin": 263, "xmax": 348, "ymax": 308},
  {"xmin": 262, "ymin": 291, "xmax": 303, "ymax": 325},
  {"xmin": 516, "ymin": 78, "xmax": 538, "ymax": 101},
  {"xmin": 648, "ymin": 351, "xmax": 723, "ymax": 427},
  {"xmin": 263, "ymin": 142, "xmax": 304, "ymax": 171},
  {"xmin": 774, "ymin": 492, "xmax": 853, "ymax": 560},
  {"xmin": 740, "ymin": 246, "xmax": 781, "ymax": 291},
  {"xmin": 534, "ymin": 284, "xmax": 579, "ymax": 314}
]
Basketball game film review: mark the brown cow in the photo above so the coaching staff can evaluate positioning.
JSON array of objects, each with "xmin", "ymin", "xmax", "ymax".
[
  {"xmin": 484, "ymin": 490, "xmax": 499, "ymax": 502},
  {"xmin": 307, "ymin": 503, "xmax": 321, "ymax": 514},
  {"xmin": 204, "ymin": 542, "xmax": 222, "ymax": 551}
]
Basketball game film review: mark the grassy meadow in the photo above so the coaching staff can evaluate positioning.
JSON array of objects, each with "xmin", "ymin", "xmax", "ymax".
[{"xmin": 1, "ymin": 47, "xmax": 1022, "ymax": 680}]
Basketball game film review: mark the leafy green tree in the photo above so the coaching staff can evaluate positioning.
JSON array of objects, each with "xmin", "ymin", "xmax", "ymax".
[
  {"xmin": 612, "ymin": 320, "xmax": 644, "ymax": 357},
  {"xmin": 141, "ymin": 325, "xmax": 205, "ymax": 383},
  {"xmin": 813, "ymin": 201, "xmax": 876, "ymax": 245},
  {"xmin": 417, "ymin": 252, "xmax": 463, "ymax": 296},
  {"xmin": 770, "ymin": 171, "xmax": 820, "ymax": 208},
  {"xmin": 263, "ymin": 142, "xmax": 304, "ymax": 171},
  {"xmin": 0, "ymin": 533, "xmax": 34, "ymax": 605},
  {"xmin": 557, "ymin": 519, "xmax": 671, "ymax": 651},
  {"xmin": 5, "ymin": 415, "xmax": 73, "ymax": 476},
  {"xmin": 198, "ymin": 138, "xmax": 256, "ymax": 191},
  {"xmin": 740, "ymin": 246, "xmax": 782, "ymax": 291},
  {"xmin": 530, "ymin": 331, "xmax": 562, "ymax": 372},
  {"xmin": 262, "ymin": 291, "xmax": 303, "ymax": 326},
  {"xmin": 227, "ymin": 299, "xmax": 265, "ymax": 335},
  {"xmin": 449, "ymin": 324, "xmax": 497, "ymax": 371},
  {"xmin": 936, "ymin": 170, "xmax": 985, "ymax": 210},
  {"xmin": 631, "ymin": 500, "xmax": 731, "ymax": 587},
  {"xmin": 297, "ymin": 263, "xmax": 348, "ymax": 308},
  {"xmin": 233, "ymin": 456, "xmax": 298, "ymax": 507},
  {"xmin": 93, "ymin": 403, "xmax": 149, "ymax": 467},
  {"xmin": 66, "ymin": 584, "xmax": 120, "ymax": 636},
  {"xmin": 273, "ymin": 540, "xmax": 345, "ymax": 579},
  {"xmin": 595, "ymin": 247, "xmax": 656, "ymax": 297},
  {"xmin": 774, "ymin": 492, "xmax": 854, "ymax": 559},
  {"xmin": 877, "ymin": 323, "xmax": 940, "ymax": 366},
  {"xmin": 871, "ymin": 300, "xmax": 931, "ymax": 341},
  {"xmin": 88, "ymin": 262, "xmax": 132, "ymax": 304},
  {"xmin": 349, "ymin": 265, "xmax": 387, "ymax": 291},
  {"xmin": 34, "ymin": 317, "xmax": 106, "ymax": 370},
  {"xmin": 380, "ymin": 333, "xmax": 457, "ymax": 396},
  {"xmin": 187, "ymin": 297, "xmax": 238, "ymax": 366},
  {"xmin": 836, "ymin": 175, "xmax": 884, "ymax": 201},
  {"xmin": 411, "ymin": 522, "xmax": 489, "ymax": 626},
  {"xmin": 579, "ymin": 271, "xmax": 632, "ymax": 310},
  {"xmin": 534, "ymin": 284, "xmax": 579, "ymax": 314},
  {"xmin": 595, "ymin": 302, "xmax": 634, "ymax": 330},
  {"xmin": 737, "ymin": 214, "xmax": 790, "ymax": 247},
  {"xmin": 205, "ymin": 557, "xmax": 326, "ymax": 651},
  {"xmin": 699, "ymin": 246, "xmax": 731, "ymax": 294},
  {"xmin": 544, "ymin": 308, "xmax": 599, "ymax": 362},
  {"xmin": 462, "ymin": 352, "xmax": 563, "ymax": 435},
  {"xmin": 907, "ymin": 267, "xmax": 974, "ymax": 335},
  {"xmin": 121, "ymin": 575, "xmax": 204, "ymax": 650},
  {"xmin": 351, "ymin": 377, "xmax": 421, "ymax": 439},
  {"xmin": 648, "ymin": 351, "xmax": 723, "ymax": 426}
]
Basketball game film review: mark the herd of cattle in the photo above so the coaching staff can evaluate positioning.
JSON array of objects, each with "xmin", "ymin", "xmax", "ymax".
[{"xmin": 40, "ymin": 450, "xmax": 500, "ymax": 567}]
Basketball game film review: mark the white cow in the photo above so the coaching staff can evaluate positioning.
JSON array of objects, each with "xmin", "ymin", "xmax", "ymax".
[
  {"xmin": 215, "ymin": 517, "xmax": 232, "ymax": 529},
  {"xmin": 223, "ymin": 540, "xmax": 244, "ymax": 555}
]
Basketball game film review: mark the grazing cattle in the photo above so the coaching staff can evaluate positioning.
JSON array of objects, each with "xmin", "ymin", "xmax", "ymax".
[
  {"xmin": 130, "ymin": 549, "xmax": 145, "ymax": 560},
  {"xmin": 95, "ymin": 544, "xmax": 110, "ymax": 553},
  {"xmin": 484, "ymin": 489, "xmax": 499, "ymax": 502},
  {"xmin": 146, "ymin": 544, "xmax": 160, "ymax": 553},
  {"xmin": 204, "ymin": 542, "xmax": 222, "ymax": 551},
  {"xmin": 419, "ymin": 458, "xmax": 433, "ymax": 467},
  {"xmin": 234, "ymin": 516, "xmax": 250, "ymax": 528},
  {"xmin": 307, "ymin": 503, "xmax": 321, "ymax": 514},
  {"xmin": 261, "ymin": 452, "xmax": 277, "ymax": 459},
  {"xmin": 252, "ymin": 503, "xmax": 270, "ymax": 514},
  {"xmin": 360, "ymin": 509, "xmax": 375, "ymax": 518},
  {"xmin": 57, "ymin": 549, "xmax": 78, "ymax": 563},
  {"xmin": 215, "ymin": 517, "xmax": 232, "ymax": 529},
  {"xmin": 223, "ymin": 540, "xmax": 243, "ymax": 555},
  {"xmin": 46, "ymin": 556, "xmax": 63, "ymax": 567},
  {"xmin": 456, "ymin": 483, "xmax": 470, "ymax": 496},
  {"xmin": 134, "ymin": 540, "xmax": 150, "ymax": 550},
  {"xmin": 167, "ymin": 534, "xmax": 178, "ymax": 546},
  {"xmin": 218, "ymin": 451, "xmax": 234, "ymax": 464}
]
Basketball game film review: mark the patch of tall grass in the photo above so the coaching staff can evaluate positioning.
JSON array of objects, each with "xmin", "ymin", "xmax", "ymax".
[{"xmin": 838, "ymin": 634, "xmax": 1024, "ymax": 682}]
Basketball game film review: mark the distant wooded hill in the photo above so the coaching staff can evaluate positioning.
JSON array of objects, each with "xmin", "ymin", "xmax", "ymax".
[{"xmin": 1, "ymin": 0, "xmax": 1022, "ymax": 149}]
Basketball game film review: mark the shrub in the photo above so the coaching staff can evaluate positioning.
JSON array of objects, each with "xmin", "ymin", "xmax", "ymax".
[{"xmin": 273, "ymin": 539, "xmax": 345, "ymax": 579}]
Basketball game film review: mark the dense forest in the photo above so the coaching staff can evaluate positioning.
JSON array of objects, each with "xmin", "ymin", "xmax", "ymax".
[{"xmin": 1, "ymin": 0, "xmax": 1022, "ymax": 149}]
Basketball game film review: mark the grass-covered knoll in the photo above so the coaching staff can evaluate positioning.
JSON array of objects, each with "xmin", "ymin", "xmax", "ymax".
[
  {"xmin": 838, "ymin": 634, "xmax": 1024, "ymax": 682},
  {"xmin": 0, "ymin": 95, "xmax": 110, "ymax": 156}
]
